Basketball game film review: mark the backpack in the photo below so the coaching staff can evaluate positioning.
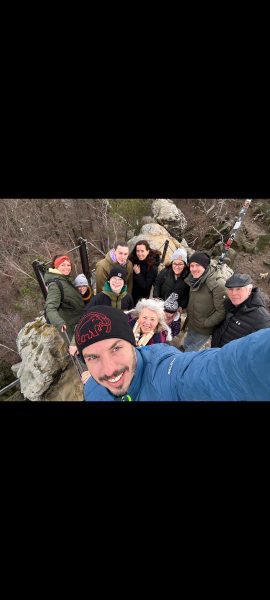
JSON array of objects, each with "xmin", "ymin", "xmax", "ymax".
[
  {"xmin": 44, "ymin": 278, "xmax": 65, "ymax": 324},
  {"xmin": 210, "ymin": 260, "xmax": 234, "ymax": 285}
]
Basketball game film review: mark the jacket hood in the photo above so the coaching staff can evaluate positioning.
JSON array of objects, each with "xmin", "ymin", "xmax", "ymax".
[{"xmin": 44, "ymin": 270, "xmax": 73, "ymax": 284}]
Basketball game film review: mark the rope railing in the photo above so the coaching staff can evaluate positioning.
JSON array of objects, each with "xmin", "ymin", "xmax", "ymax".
[
  {"xmin": 0, "ymin": 378, "xmax": 20, "ymax": 397},
  {"xmin": 86, "ymin": 240, "xmax": 106, "ymax": 256},
  {"xmin": 42, "ymin": 243, "xmax": 84, "ymax": 266}
]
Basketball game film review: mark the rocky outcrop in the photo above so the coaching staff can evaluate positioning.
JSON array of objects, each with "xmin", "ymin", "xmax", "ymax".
[
  {"xmin": 202, "ymin": 220, "xmax": 233, "ymax": 250},
  {"xmin": 140, "ymin": 216, "xmax": 156, "ymax": 226},
  {"xmin": 16, "ymin": 316, "xmax": 83, "ymax": 401},
  {"xmin": 128, "ymin": 223, "xmax": 185, "ymax": 263},
  {"xmin": 209, "ymin": 259, "xmax": 234, "ymax": 281},
  {"xmin": 151, "ymin": 199, "xmax": 187, "ymax": 239}
]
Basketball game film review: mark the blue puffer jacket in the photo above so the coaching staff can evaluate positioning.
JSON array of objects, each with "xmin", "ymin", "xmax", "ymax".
[{"xmin": 84, "ymin": 328, "xmax": 270, "ymax": 401}]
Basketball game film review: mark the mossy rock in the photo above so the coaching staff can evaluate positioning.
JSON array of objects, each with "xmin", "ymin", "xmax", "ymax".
[
  {"xmin": 211, "ymin": 242, "xmax": 223, "ymax": 256},
  {"xmin": 251, "ymin": 201, "xmax": 270, "ymax": 216},
  {"xmin": 231, "ymin": 238, "xmax": 245, "ymax": 251},
  {"xmin": 260, "ymin": 202, "xmax": 270, "ymax": 215},
  {"xmin": 254, "ymin": 234, "xmax": 270, "ymax": 253},
  {"xmin": 224, "ymin": 248, "xmax": 237, "ymax": 265},
  {"xmin": 242, "ymin": 241, "xmax": 256, "ymax": 253},
  {"xmin": 24, "ymin": 318, "xmax": 47, "ymax": 336},
  {"xmin": 203, "ymin": 233, "xmax": 221, "ymax": 249},
  {"xmin": 264, "ymin": 216, "xmax": 270, "ymax": 230}
]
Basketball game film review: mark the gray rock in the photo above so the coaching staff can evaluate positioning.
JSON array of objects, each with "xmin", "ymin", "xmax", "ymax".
[
  {"xmin": 16, "ymin": 316, "xmax": 83, "ymax": 401},
  {"xmin": 11, "ymin": 362, "xmax": 22, "ymax": 376},
  {"xmin": 128, "ymin": 223, "xmax": 188, "ymax": 264},
  {"xmin": 140, "ymin": 216, "xmax": 156, "ymax": 226},
  {"xmin": 151, "ymin": 199, "xmax": 187, "ymax": 238},
  {"xmin": 210, "ymin": 259, "xmax": 234, "ymax": 281}
]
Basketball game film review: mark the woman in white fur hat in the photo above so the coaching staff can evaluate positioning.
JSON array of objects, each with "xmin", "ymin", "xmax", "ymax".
[
  {"xmin": 74, "ymin": 273, "xmax": 93, "ymax": 306},
  {"xmin": 125, "ymin": 297, "xmax": 172, "ymax": 346}
]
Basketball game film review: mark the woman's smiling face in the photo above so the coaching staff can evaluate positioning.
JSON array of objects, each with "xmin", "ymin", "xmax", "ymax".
[{"xmin": 138, "ymin": 308, "xmax": 159, "ymax": 333}]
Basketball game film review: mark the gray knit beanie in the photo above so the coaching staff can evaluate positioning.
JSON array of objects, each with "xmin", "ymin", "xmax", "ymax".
[
  {"xmin": 170, "ymin": 248, "xmax": 187, "ymax": 264},
  {"xmin": 74, "ymin": 274, "xmax": 89, "ymax": 287}
]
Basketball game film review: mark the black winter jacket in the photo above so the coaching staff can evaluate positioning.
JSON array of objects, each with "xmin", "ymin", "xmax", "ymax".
[
  {"xmin": 131, "ymin": 256, "xmax": 160, "ymax": 305},
  {"xmin": 153, "ymin": 265, "xmax": 190, "ymax": 308},
  {"xmin": 88, "ymin": 290, "xmax": 134, "ymax": 311},
  {"xmin": 211, "ymin": 287, "xmax": 270, "ymax": 348}
]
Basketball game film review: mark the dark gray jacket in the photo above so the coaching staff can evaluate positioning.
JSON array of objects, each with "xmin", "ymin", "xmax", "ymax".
[{"xmin": 211, "ymin": 288, "xmax": 270, "ymax": 347}]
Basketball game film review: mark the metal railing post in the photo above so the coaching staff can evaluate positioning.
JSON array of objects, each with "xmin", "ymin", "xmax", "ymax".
[
  {"xmin": 78, "ymin": 237, "xmax": 91, "ymax": 283},
  {"xmin": 32, "ymin": 260, "xmax": 48, "ymax": 299}
]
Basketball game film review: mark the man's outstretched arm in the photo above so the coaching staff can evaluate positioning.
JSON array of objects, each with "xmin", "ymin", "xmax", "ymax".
[{"xmin": 174, "ymin": 329, "xmax": 270, "ymax": 401}]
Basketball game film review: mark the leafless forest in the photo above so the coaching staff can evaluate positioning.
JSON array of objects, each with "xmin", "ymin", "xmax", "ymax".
[
  {"xmin": 1, "ymin": 198, "xmax": 270, "ymax": 387},
  {"xmin": 0, "ymin": 199, "xmax": 152, "ymax": 371}
]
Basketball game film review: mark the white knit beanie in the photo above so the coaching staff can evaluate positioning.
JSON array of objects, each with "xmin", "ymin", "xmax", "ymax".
[
  {"xmin": 74, "ymin": 274, "xmax": 89, "ymax": 287},
  {"xmin": 170, "ymin": 248, "xmax": 187, "ymax": 264}
]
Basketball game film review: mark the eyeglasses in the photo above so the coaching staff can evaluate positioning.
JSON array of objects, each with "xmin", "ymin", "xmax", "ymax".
[{"xmin": 173, "ymin": 262, "xmax": 184, "ymax": 267}]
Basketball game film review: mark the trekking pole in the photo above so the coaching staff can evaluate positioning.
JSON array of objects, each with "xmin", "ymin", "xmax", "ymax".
[
  {"xmin": 161, "ymin": 240, "xmax": 169, "ymax": 264},
  {"xmin": 218, "ymin": 199, "xmax": 252, "ymax": 265},
  {"xmin": 63, "ymin": 329, "xmax": 85, "ymax": 378},
  {"xmin": 181, "ymin": 313, "xmax": 188, "ymax": 331}
]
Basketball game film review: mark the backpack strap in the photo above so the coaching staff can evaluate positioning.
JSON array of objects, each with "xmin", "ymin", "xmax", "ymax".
[{"xmin": 47, "ymin": 278, "xmax": 64, "ymax": 305}]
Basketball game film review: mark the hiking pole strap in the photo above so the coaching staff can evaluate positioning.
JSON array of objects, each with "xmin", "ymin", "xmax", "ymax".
[{"xmin": 63, "ymin": 329, "xmax": 84, "ymax": 377}]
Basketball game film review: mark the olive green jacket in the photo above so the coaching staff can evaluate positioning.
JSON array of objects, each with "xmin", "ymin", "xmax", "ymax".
[
  {"xmin": 95, "ymin": 252, "xmax": 133, "ymax": 294},
  {"xmin": 185, "ymin": 266, "xmax": 227, "ymax": 335},
  {"xmin": 44, "ymin": 269, "xmax": 84, "ymax": 340}
]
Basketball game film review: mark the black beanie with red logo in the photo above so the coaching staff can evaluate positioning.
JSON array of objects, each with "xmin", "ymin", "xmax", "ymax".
[{"xmin": 75, "ymin": 305, "xmax": 136, "ymax": 355}]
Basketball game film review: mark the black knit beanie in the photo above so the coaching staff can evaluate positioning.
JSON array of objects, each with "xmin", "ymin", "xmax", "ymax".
[
  {"xmin": 75, "ymin": 305, "xmax": 136, "ymax": 354},
  {"xmin": 108, "ymin": 265, "xmax": 128, "ymax": 281},
  {"xmin": 189, "ymin": 251, "xmax": 210, "ymax": 270}
]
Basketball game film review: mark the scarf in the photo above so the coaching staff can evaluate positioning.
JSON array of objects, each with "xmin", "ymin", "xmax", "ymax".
[
  {"xmin": 109, "ymin": 249, "xmax": 127, "ymax": 266},
  {"xmin": 132, "ymin": 320, "xmax": 155, "ymax": 346},
  {"xmin": 82, "ymin": 287, "xmax": 92, "ymax": 303},
  {"xmin": 189, "ymin": 266, "xmax": 210, "ymax": 289},
  {"xmin": 103, "ymin": 281, "xmax": 128, "ymax": 309}
]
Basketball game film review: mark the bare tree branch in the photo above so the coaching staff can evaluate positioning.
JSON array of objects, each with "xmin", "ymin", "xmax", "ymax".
[
  {"xmin": 207, "ymin": 226, "xmax": 224, "ymax": 244},
  {"xmin": 5, "ymin": 259, "xmax": 35, "ymax": 280}
]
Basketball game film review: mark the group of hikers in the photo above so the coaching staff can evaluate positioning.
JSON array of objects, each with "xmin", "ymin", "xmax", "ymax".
[{"xmin": 43, "ymin": 240, "xmax": 270, "ymax": 401}]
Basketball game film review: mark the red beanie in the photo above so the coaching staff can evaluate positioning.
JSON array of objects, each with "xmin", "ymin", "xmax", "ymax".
[{"xmin": 54, "ymin": 255, "xmax": 71, "ymax": 269}]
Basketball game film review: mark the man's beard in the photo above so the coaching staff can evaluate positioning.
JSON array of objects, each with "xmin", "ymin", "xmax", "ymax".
[{"xmin": 92, "ymin": 347, "xmax": 137, "ymax": 395}]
